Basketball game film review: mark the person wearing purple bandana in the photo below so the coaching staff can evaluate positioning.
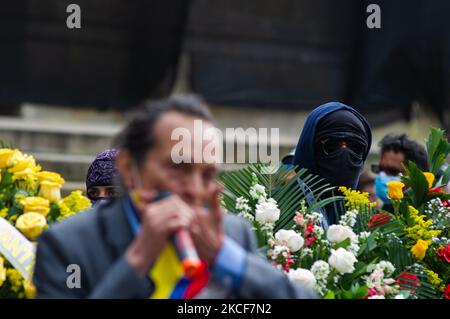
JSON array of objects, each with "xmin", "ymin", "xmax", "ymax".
[{"xmin": 86, "ymin": 149, "xmax": 122, "ymax": 205}]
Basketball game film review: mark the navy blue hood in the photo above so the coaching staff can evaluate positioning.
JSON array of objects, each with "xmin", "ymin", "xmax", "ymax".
[{"xmin": 292, "ymin": 102, "xmax": 372, "ymax": 189}]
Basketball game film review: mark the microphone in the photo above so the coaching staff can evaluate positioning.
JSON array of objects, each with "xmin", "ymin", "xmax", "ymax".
[
  {"xmin": 172, "ymin": 228, "xmax": 202, "ymax": 278},
  {"xmin": 155, "ymin": 191, "xmax": 201, "ymax": 278}
]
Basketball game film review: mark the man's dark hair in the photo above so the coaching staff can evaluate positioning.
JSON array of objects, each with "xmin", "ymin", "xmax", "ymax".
[
  {"xmin": 379, "ymin": 133, "xmax": 429, "ymax": 171},
  {"xmin": 114, "ymin": 94, "xmax": 213, "ymax": 165}
]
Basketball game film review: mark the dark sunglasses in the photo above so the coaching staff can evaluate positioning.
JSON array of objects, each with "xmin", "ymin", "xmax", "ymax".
[
  {"xmin": 320, "ymin": 137, "xmax": 367, "ymax": 156},
  {"xmin": 281, "ymin": 155, "xmax": 294, "ymax": 166},
  {"xmin": 371, "ymin": 164, "xmax": 403, "ymax": 176}
]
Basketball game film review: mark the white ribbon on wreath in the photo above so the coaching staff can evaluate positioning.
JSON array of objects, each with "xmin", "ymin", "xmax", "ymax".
[{"xmin": 0, "ymin": 217, "xmax": 35, "ymax": 280}]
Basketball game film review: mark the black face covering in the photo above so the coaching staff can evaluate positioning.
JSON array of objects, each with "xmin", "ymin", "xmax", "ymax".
[{"xmin": 314, "ymin": 110, "xmax": 369, "ymax": 188}]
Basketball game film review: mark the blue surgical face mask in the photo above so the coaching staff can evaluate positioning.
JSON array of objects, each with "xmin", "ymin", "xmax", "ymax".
[
  {"xmin": 374, "ymin": 171, "xmax": 402, "ymax": 204},
  {"xmin": 92, "ymin": 198, "xmax": 109, "ymax": 208}
]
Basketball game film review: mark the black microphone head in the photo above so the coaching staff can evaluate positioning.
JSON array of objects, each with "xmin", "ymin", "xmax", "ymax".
[{"xmin": 155, "ymin": 191, "xmax": 171, "ymax": 201}]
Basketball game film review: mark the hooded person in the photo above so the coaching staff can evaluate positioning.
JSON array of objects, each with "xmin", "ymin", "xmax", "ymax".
[
  {"xmin": 293, "ymin": 102, "xmax": 372, "ymax": 226},
  {"xmin": 86, "ymin": 148, "xmax": 122, "ymax": 205}
]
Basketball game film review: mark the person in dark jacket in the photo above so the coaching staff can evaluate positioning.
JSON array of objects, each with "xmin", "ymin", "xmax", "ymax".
[{"xmin": 293, "ymin": 102, "xmax": 372, "ymax": 226}]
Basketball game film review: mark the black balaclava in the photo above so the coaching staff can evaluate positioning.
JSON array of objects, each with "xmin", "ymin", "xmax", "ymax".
[{"xmin": 314, "ymin": 110, "xmax": 369, "ymax": 189}]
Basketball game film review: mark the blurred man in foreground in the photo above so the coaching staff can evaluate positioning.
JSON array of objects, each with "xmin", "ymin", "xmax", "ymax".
[{"xmin": 33, "ymin": 95, "xmax": 316, "ymax": 299}]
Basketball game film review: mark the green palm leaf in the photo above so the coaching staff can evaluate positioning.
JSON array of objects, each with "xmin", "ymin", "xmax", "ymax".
[
  {"xmin": 219, "ymin": 163, "xmax": 342, "ymax": 233},
  {"xmin": 384, "ymin": 239, "xmax": 415, "ymax": 275},
  {"xmin": 426, "ymin": 127, "xmax": 450, "ymax": 176},
  {"xmin": 398, "ymin": 273, "xmax": 441, "ymax": 299}
]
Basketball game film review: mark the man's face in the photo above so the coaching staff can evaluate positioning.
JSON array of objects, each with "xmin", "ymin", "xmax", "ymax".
[
  {"xmin": 379, "ymin": 150, "xmax": 405, "ymax": 176},
  {"xmin": 119, "ymin": 111, "xmax": 220, "ymax": 207}
]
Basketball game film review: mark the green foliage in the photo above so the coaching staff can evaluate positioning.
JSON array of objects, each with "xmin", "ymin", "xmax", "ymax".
[
  {"xmin": 426, "ymin": 127, "xmax": 450, "ymax": 177},
  {"xmin": 340, "ymin": 262, "xmax": 371, "ymax": 291},
  {"xmin": 358, "ymin": 231, "xmax": 379, "ymax": 257},
  {"xmin": 378, "ymin": 217, "xmax": 405, "ymax": 236},
  {"xmin": 47, "ymin": 203, "xmax": 61, "ymax": 224},
  {"xmin": 441, "ymin": 165, "xmax": 450, "ymax": 186},
  {"xmin": 402, "ymin": 161, "xmax": 430, "ymax": 209},
  {"xmin": 353, "ymin": 203, "xmax": 376, "ymax": 234},
  {"xmin": 336, "ymin": 283, "xmax": 368, "ymax": 299},
  {"xmin": 383, "ymin": 238, "xmax": 415, "ymax": 276},
  {"xmin": 334, "ymin": 238, "xmax": 351, "ymax": 250},
  {"xmin": 398, "ymin": 273, "xmax": 441, "ymax": 299},
  {"xmin": 323, "ymin": 291, "xmax": 335, "ymax": 299},
  {"xmin": 219, "ymin": 164, "xmax": 342, "ymax": 233}
]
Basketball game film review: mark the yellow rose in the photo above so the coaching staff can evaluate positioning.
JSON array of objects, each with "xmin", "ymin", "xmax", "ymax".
[
  {"xmin": 423, "ymin": 172, "xmax": 435, "ymax": 189},
  {"xmin": 387, "ymin": 181, "xmax": 405, "ymax": 200},
  {"xmin": 12, "ymin": 169, "xmax": 38, "ymax": 192},
  {"xmin": 37, "ymin": 171, "xmax": 65, "ymax": 185},
  {"xmin": 21, "ymin": 197, "xmax": 50, "ymax": 216},
  {"xmin": 0, "ymin": 207, "xmax": 8, "ymax": 218},
  {"xmin": 23, "ymin": 279, "xmax": 37, "ymax": 299},
  {"xmin": 39, "ymin": 181, "xmax": 62, "ymax": 202},
  {"xmin": 0, "ymin": 148, "xmax": 19, "ymax": 168},
  {"xmin": 8, "ymin": 152, "xmax": 39, "ymax": 174},
  {"xmin": 0, "ymin": 256, "xmax": 6, "ymax": 287},
  {"xmin": 411, "ymin": 239, "xmax": 429, "ymax": 259},
  {"xmin": 15, "ymin": 212, "xmax": 47, "ymax": 239}
]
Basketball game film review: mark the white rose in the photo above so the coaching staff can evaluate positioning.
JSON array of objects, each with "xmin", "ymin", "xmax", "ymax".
[
  {"xmin": 394, "ymin": 294, "xmax": 405, "ymax": 299},
  {"xmin": 255, "ymin": 198, "xmax": 280, "ymax": 223},
  {"xmin": 381, "ymin": 285, "xmax": 394, "ymax": 295},
  {"xmin": 287, "ymin": 235, "xmax": 304, "ymax": 253},
  {"xmin": 287, "ymin": 268, "xmax": 316, "ymax": 290},
  {"xmin": 383, "ymin": 278, "xmax": 396, "ymax": 285},
  {"xmin": 368, "ymin": 295, "xmax": 385, "ymax": 299},
  {"xmin": 275, "ymin": 229, "xmax": 304, "ymax": 252},
  {"xmin": 328, "ymin": 248, "xmax": 357, "ymax": 274},
  {"xmin": 326, "ymin": 225, "xmax": 356, "ymax": 243}
]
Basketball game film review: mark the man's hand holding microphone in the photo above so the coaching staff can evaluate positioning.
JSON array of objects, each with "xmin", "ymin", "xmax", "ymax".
[{"xmin": 124, "ymin": 184, "xmax": 225, "ymax": 278}]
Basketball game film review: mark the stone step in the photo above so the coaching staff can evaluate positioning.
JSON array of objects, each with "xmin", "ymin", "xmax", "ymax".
[
  {"xmin": 0, "ymin": 116, "xmax": 121, "ymax": 156},
  {"xmin": 0, "ymin": 115, "xmax": 298, "ymax": 180},
  {"xmin": 33, "ymin": 152, "xmax": 93, "ymax": 185},
  {"xmin": 61, "ymin": 182, "xmax": 87, "ymax": 197}
]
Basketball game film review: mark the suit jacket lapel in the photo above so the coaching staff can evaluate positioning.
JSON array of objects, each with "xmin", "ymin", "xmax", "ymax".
[{"xmin": 98, "ymin": 197, "xmax": 135, "ymax": 260}]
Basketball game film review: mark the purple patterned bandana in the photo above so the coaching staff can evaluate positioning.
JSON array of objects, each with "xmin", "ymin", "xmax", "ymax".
[{"xmin": 86, "ymin": 149, "xmax": 119, "ymax": 199}]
